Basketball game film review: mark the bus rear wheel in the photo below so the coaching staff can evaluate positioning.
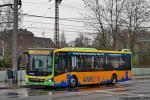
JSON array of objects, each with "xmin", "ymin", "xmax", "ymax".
[
  {"xmin": 111, "ymin": 74, "xmax": 117, "ymax": 85},
  {"xmin": 69, "ymin": 76, "xmax": 77, "ymax": 88}
]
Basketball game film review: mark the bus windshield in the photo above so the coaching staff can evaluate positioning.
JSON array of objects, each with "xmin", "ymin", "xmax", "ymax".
[{"xmin": 26, "ymin": 54, "xmax": 53, "ymax": 76}]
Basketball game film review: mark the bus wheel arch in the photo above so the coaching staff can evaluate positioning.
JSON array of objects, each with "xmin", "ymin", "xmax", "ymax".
[
  {"xmin": 69, "ymin": 75, "xmax": 78, "ymax": 88},
  {"xmin": 111, "ymin": 73, "xmax": 117, "ymax": 85}
]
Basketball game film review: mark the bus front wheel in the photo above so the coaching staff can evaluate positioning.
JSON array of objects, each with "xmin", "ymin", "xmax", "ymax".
[
  {"xmin": 69, "ymin": 76, "xmax": 77, "ymax": 88},
  {"xmin": 111, "ymin": 74, "xmax": 117, "ymax": 85}
]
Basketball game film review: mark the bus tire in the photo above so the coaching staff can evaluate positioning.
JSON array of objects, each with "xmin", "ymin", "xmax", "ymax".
[
  {"xmin": 69, "ymin": 76, "xmax": 77, "ymax": 88},
  {"xmin": 111, "ymin": 74, "xmax": 117, "ymax": 85}
]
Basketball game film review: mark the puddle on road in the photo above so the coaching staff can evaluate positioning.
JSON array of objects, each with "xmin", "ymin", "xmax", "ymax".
[
  {"xmin": 111, "ymin": 88, "xmax": 133, "ymax": 93},
  {"xmin": 5, "ymin": 92, "xmax": 20, "ymax": 98},
  {"xmin": 3, "ymin": 89, "xmax": 53, "ymax": 99}
]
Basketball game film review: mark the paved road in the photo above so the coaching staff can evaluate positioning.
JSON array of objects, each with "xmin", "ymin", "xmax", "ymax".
[{"xmin": 0, "ymin": 76, "xmax": 150, "ymax": 100}]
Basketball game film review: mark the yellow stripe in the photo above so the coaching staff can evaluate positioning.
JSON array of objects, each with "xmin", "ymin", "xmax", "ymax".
[
  {"xmin": 54, "ymin": 48, "xmax": 131, "ymax": 54},
  {"xmin": 29, "ymin": 50, "xmax": 50, "ymax": 55}
]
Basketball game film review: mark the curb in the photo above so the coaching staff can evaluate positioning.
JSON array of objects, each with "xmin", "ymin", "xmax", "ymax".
[
  {"xmin": 0, "ymin": 85, "xmax": 27, "ymax": 89},
  {"xmin": 131, "ymin": 75, "xmax": 150, "ymax": 80},
  {"xmin": 133, "ymin": 77, "xmax": 150, "ymax": 80}
]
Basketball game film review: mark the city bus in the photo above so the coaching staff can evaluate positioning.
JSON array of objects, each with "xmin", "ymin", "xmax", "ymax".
[{"xmin": 18, "ymin": 48, "xmax": 132, "ymax": 88}]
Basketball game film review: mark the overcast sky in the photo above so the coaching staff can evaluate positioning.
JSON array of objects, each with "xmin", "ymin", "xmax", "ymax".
[{"xmin": 19, "ymin": 0, "xmax": 92, "ymax": 42}]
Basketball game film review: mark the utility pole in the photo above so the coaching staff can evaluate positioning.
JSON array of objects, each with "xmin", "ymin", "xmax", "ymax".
[
  {"xmin": 54, "ymin": 0, "xmax": 62, "ymax": 48},
  {"xmin": 12, "ymin": 0, "xmax": 18, "ymax": 82},
  {"xmin": 12, "ymin": 0, "xmax": 22, "ymax": 82}
]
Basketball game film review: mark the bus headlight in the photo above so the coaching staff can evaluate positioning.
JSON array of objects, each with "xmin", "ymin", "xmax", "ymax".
[
  {"xmin": 25, "ymin": 78, "xmax": 28, "ymax": 82},
  {"xmin": 46, "ymin": 79, "xmax": 52, "ymax": 82}
]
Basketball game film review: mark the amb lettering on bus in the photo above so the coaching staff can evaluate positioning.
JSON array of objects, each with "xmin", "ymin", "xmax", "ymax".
[{"xmin": 83, "ymin": 76, "xmax": 101, "ymax": 82}]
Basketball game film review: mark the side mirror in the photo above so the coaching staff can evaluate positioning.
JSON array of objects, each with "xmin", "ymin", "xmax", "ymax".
[{"xmin": 18, "ymin": 51, "xmax": 30, "ymax": 70}]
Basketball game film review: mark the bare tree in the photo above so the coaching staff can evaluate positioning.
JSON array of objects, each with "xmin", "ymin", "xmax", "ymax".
[
  {"xmin": 60, "ymin": 31, "xmax": 67, "ymax": 47},
  {"xmin": 83, "ymin": 0, "xmax": 150, "ymax": 52},
  {"xmin": 123, "ymin": 0, "xmax": 150, "ymax": 53},
  {"xmin": 98, "ymin": 0, "xmax": 126, "ymax": 49},
  {"xmin": 0, "ymin": 7, "xmax": 13, "ymax": 58},
  {"xmin": 0, "ymin": 0, "xmax": 23, "ymax": 58},
  {"xmin": 83, "ymin": 0, "xmax": 126, "ymax": 50},
  {"xmin": 74, "ymin": 34, "xmax": 85, "ymax": 47},
  {"xmin": 83, "ymin": 0, "xmax": 108, "ymax": 49}
]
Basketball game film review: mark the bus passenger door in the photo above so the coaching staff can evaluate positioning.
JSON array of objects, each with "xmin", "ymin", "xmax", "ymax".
[
  {"xmin": 54, "ymin": 53, "xmax": 68, "ymax": 86},
  {"xmin": 71, "ymin": 56, "xmax": 77, "ymax": 72}
]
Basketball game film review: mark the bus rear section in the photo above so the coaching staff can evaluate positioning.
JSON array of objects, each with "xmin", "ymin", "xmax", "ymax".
[{"xmin": 53, "ymin": 49, "xmax": 132, "ymax": 87}]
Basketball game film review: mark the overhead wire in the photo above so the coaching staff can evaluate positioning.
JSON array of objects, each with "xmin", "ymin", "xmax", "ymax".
[
  {"xmin": 22, "ymin": 1, "xmax": 87, "ymax": 11},
  {"xmin": 20, "ymin": 26, "xmax": 97, "ymax": 33},
  {"xmin": 2, "ymin": 9, "xmax": 150, "ymax": 29},
  {"xmin": 0, "ymin": 10, "xmax": 101, "ymax": 24},
  {"xmin": 23, "ymin": 20, "xmax": 95, "ymax": 30},
  {"xmin": 22, "ymin": 2, "xmax": 48, "ymax": 5},
  {"xmin": 1, "ymin": 10, "xmax": 149, "ymax": 28}
]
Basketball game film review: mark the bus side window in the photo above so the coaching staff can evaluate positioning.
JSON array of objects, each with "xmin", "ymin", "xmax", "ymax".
[
  {"xmin": 120, "ymin": 56, "xmax": 125, "ymax": 70},
  {"xmin": 76, "ymin": 56, "xmax": 82, "ymax": 71},
  {"xmin": 121, "ymin": 55, "xmax": 131, "ymax": 70},
  {"xmin": 111, "ymin": 56, "xmax": 120, "ymax": 70},
  {"xmin": 66, "ymin": 55, "xmax": 71, "ymax": 72},
  {"xmin": 92, "ymin": 56, "xmax": 95, "ymax": 70},
  {"xmin": 85, "ymin": 56, "xmax": 93, "ymax": 71},
  {"xmin": 71, "ymin": 56, "xmax": 77, "ymax": 71},
  {"xmin": 54, "ymin": 56, "xmax": 59, "ymax": 75},
  {"xmin": 95, "ymin": 56, "xmax": 104, "ymax": 70},
  {"xmin": 127, "ymin": 55, "xmax": 131, "ymax": 70},
  {"xmin": 54, "ymin": 54, "xmax": 66, "ymax": 75},
  {"xmin": 105, "ymin": 56, "xmax": 113, "ymax": 71},
  {"xmin": 76, "ymin": 55, "xmax": 93, "ymax": 72}
]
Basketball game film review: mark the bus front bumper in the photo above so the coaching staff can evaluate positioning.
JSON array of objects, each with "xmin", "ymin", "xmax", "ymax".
[{"xmin": 25, "ymin": 80, "xmax": 54, "ymax": 86}]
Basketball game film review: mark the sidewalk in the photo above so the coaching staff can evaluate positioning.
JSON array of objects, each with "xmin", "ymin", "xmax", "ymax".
[
  {"xmin": 0, "ymin": 81, "xmax": 25, "ymax": 89},
  {"xmin": 132, "ymin": 75, "xmax": 150, "ymax": 80}
]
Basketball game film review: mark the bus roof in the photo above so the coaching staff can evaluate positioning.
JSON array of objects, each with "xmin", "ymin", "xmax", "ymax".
[
  {"xmin": 28, "ymin": 48, "xmax": 55, "ymax": 51},
  {"xmin": 58, "ymin": 47, "xmax": 97, "ymax": 51},
  {"xmin": 54, "ymin": 47, "xmax": 132, "ymax": 54},
  {"xmin": 28, "ymin": 48, "xmax": 55, "ymax": 55}
]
